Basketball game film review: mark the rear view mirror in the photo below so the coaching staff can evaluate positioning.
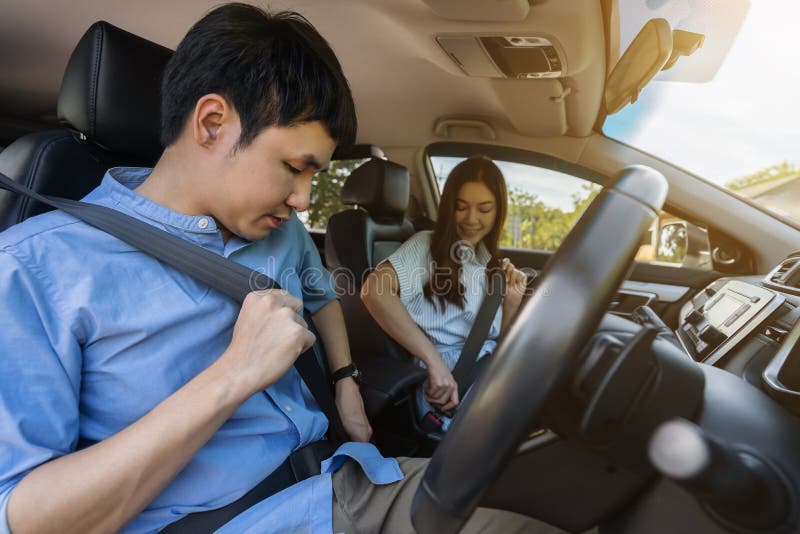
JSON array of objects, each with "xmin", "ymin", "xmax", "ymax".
[
  {"xmin": 604, "ymin": 18, "xmax": 672, "ymax": 115},
  {"xmin": 662, "ymin": 29, "xmax": 705, "ymax": 71}
]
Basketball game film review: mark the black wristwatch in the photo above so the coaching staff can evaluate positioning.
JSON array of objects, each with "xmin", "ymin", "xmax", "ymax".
[{"xmin": 331, "ymin": 363, "xmax": 362, "ymax": 385}]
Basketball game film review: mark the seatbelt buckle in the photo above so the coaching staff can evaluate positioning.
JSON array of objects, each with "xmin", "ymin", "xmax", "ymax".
[
  {"xmin": 437, "ymin": 406, "xmax": 455, "ymax": 419},
  {"xmin": 420, "ymin": 410, "xmax": 444, "ymax": 433}
]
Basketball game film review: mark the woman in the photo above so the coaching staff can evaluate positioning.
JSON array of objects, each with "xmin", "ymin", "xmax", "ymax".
[{"xmin": 361, "ymin": 156, "xmax": 527, "ymax": 430}]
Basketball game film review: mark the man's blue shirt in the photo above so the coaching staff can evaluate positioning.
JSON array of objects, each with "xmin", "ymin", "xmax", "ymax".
[{"xmin": 0, "ymin": 167, "xmax": 401, "ymax": 533}]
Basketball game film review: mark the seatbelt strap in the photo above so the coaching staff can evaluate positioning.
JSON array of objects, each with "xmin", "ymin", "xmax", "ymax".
[
  {"xmin": 451, "ymin": 268, "xmax": 506, "ymax": 398},
  {"xmin": 0, "ymin": 172, "xmax": 347, "ymax": 444},
  {"xmin": 425, "ymin": 268, "xmax": 505, "ymax": 425},
  {"xmin": 160, "ymin": 453, "xmax": 296, "ymax": 534},
  {"xmin": 160, "ymin": 439, "xmax": 335, "ymax": 534}
]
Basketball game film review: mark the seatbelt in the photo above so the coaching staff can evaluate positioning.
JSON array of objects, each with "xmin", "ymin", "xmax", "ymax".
[
  {"xmin": 0, "ymin": 172, "xmax": 348, "ymax": 445},
  {"xmin": 451, "ymin": 268, "xmax": 506, "ymax": 398},
  {"xmin": 160, "ymin": 439, "xmax": 335, "ymax": 534},
  {"xmin": 421, "ymin": 268, "xmax": 505, "ymax": 431}
]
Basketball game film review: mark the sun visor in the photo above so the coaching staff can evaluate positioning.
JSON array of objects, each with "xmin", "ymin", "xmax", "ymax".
[{"xmin": 491, "ymin": 79, "xmax": 568, "ymax": 136}]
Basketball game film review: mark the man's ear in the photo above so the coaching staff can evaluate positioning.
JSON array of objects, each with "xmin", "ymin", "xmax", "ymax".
[{"xmin": 191, "ymin": 94, "xmax": 237, "ymax": 149}]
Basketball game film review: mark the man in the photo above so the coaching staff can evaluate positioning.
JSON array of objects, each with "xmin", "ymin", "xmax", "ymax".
[{"xmin": 0, "ymin": 4, "xmax": 552, "ymax": 533}]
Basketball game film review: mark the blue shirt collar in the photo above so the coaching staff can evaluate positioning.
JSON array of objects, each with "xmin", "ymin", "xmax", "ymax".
[
  {"xmin": 95, "ymin": 167, "xmax": 221, "ymax": 234},
  {"xmin": 87, "ymin": 166, "xmax": 250, "ymax": 256}
]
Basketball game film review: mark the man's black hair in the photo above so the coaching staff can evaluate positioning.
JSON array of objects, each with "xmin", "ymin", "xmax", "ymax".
[{"xmin": 160, "ymin": 3, "xmax": 356, "ymax": 149}]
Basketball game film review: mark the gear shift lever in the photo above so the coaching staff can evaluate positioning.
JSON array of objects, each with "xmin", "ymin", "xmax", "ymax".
[{"xmin": 649, "ymin": 418, "xmax": 790, "ymax": 530}]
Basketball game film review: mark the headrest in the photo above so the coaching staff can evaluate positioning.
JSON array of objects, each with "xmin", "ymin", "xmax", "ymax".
[
  {"xmin": 341, "ymin": 158, "xmax": 410, "ymax": 224},
  {"xmin": 57, "ymin": 21, "xmax": 173, "ymax": 163}
]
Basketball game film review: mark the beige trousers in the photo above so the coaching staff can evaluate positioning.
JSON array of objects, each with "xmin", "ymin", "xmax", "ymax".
[{"xmin": 332, "ymin": 457, "xmax": 568, "ymax": 534}]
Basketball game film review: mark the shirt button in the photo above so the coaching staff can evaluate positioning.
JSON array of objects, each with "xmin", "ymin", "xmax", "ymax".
[
  {"xmin": 284, "ymin": 405, "xmax": 293, "ymax": 412},
  {"xmin": 198, "ymin": 218, "xmax": 209, "ymax": 229}
]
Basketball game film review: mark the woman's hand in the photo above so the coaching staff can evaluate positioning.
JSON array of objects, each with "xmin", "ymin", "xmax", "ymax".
[
  {"xmin": 501, "ymin": 258, "xmax": 527, "ymax": 308},
  {"xmin": 425, "ymin": 356, "xmax": 459, "ymax": 412}
]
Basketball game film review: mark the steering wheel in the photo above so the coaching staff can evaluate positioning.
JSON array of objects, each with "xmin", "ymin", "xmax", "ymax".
[{"xmin": 411, "ymin": 165, "xmax": 668, "ymax": 533}]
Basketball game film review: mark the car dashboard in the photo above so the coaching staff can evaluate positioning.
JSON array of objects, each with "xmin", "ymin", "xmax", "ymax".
[{"xmin": 677, "ymin": 252, "xmax": 800, "ymax": 418}]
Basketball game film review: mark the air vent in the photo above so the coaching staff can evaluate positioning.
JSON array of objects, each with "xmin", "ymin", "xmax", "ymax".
[
  {"xmin": 772, "ymin": 259, "xmax": 797, "ymax": 284},
  {"xmin": 765, "ymin": 253, "xmax": 800, "ymax": 293}
]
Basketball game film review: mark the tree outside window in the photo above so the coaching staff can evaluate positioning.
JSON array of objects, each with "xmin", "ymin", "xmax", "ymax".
[{"xmin": 299, "ymin": 158, "xmax": 370, "ymax": 229}]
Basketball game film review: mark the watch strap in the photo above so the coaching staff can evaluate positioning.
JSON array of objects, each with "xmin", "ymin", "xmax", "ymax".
[{"xmin": 331, "ymin": 363, "xmax": 360, "ymax": 384}]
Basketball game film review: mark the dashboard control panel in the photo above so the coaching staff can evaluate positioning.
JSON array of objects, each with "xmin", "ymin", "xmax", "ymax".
[{"xmin": 678, "ymin": 280, "xmax": 783, "ymax": 364}]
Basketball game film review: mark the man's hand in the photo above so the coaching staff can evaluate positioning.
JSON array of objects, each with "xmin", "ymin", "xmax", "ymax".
[
  {"xmin": 6, "ymin": 289, "xmax": 315, "ymax": 534},
  {"xmin": 425, "ymin": 356, "xmax": 459, "ymax": 412},
  {"xmin": 221, "ymin": 290, "xmax": 316, "ymax": 396},
  {"xmin": 335, "ymin": 377, "xmax": 373, "ymax": 442}
]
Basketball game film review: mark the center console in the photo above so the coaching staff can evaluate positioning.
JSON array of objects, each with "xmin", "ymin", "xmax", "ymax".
[{"xmin": 678, "ymin": 280, "xmax": 784, "ymax": 365}]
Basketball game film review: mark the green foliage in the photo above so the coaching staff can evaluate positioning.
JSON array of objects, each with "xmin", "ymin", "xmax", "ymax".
[
  {"xmin": 306, "ymin": 158, "xmax": 369, "ymax": 229},
  {"xmin": 500, "ymin": 183, "xmax": 601, "ymax": 250},
  {"xmin": 726, "ymin": 161, "xmax": 800, "ymax": 191}
]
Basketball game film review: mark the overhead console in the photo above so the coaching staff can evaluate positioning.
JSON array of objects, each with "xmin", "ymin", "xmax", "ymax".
[
  {"xmin": 437, "ymin": 34, "xmax": 566, "ymax": 79},
  {"xmin": 678, "ymin": 280, "xmax": 784, "ymax": 365},
  {"xmin": 422, "ymin": 0, "xmax": 530, "ymax": 22}
]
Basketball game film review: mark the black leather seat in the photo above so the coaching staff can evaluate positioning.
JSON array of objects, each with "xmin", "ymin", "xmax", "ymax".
[
  {"xmin": 0, "ymin": 21, "xmax": 171, "ymax": 230},
  {"xmin": 325, "ymin": 158, "xmax": 427, "ymax": 419}
]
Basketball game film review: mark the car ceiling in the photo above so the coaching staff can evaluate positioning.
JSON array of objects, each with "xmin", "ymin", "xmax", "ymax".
[{"xmin": 0, "ymin": 0, "xmax": 607, "ymax": 148}]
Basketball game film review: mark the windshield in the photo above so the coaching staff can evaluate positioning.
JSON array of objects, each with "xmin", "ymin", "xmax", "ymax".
[{"xmin": 604, "ymin": 0, "xmax": 800, "ymax": 224}]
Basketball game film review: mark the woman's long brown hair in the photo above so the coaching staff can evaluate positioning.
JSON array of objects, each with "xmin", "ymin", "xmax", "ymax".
[{"xmin": 423, "ymin": 156, "xmax": 508, "ymax": 310}]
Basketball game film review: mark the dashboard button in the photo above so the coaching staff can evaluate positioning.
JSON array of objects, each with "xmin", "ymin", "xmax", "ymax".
[
  {"xmin": 686, "ymin": 309, "xmax": 704, "ymax": 325},
  {"xmin": 723, "ymin": 313, "xmax": 745, "ymax": 328},
  {"xmin": 699, "ymin": 324, "xmax": 726, "ymax": 346}
]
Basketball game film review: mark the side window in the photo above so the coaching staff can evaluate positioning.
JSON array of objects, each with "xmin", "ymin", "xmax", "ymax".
[
  {"xmin": 298, "ymin": 158, "xmax": 370, "ymax": 230},
  {"xmin": 431, "ymin": 156, "xmax": 601, "ymax": 251},
  {"xmin": 635, "ymin": 212, "xmax": 712, "ymax": 270},
  {"xmin": 430, "ymin": 152, "xmax": 711, "ymax": 270}
]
